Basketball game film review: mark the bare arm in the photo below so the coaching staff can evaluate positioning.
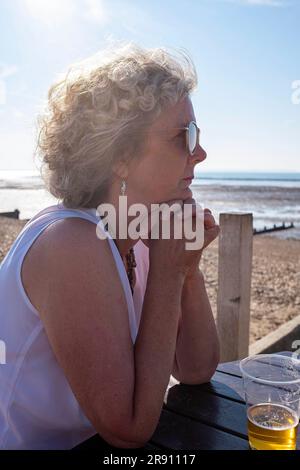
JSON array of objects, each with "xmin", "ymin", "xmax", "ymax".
[
  {"xmin": 25, "ymin": 218, "xmax": 185, "ymax": 449},
  {"xmin": 173, "ymin": 267, "xmax": 220, "ymax": 385},
  {"xmin": 132, "ymin": 260, "xmax": 184, "ymax": 440},
  {"xmin": 170, "ymin": 203, "xmax": 220, "ymax": 385}
]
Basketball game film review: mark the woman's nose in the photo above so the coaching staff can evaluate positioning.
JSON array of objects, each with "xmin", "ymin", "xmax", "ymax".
[{"xmin": 191, "ymin": 144, "xmax": 207, "ymax": 163}]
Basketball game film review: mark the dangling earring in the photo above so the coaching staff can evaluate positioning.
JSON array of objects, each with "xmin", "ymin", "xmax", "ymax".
[
  {"xmin": 121, "ymin": 180, "xmax": 126, "ymax": 196},
  {"xmin": 120, "ymin": 179, "xmax": 136, "ymax": 294}
]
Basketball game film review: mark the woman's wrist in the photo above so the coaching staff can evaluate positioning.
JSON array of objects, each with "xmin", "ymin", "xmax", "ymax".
[
  {"xmin": 184, "ymin": 249, "xmax": 204, "ymax": 282},
  {"xmin": 184, "ymin": 266, "xmax": 204, "ymax": 283},
  {"xmin": 148, "ymin": 260, "xmax": 186, "ymax": 286}
]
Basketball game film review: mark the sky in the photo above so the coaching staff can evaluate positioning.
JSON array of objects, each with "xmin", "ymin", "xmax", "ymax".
[{"xmin": 0, "ymin": 0, "xmax": 299, "ymax": 173}]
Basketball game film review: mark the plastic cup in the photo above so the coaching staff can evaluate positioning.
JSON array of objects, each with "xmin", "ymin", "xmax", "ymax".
[{"xmin": 239, "ymin": 354, "xmax": 300, "ymax": 450}]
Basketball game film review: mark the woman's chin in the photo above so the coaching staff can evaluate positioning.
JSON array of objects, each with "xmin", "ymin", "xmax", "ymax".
[
  {"xmin": 162, "ymin": 186, "xmax": 193, "ymax": 202},
  {"xmin": 182, "ymin": 186, "xmax": 193, "ymax": 197}
]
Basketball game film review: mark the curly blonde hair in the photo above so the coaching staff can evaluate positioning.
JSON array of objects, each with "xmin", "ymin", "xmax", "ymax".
[{"xmin": 34, "ymin": 40, "xmax": 198, "ymax": 208}]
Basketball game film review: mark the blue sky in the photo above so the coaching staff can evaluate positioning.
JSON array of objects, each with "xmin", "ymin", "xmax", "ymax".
[{"xmin": 0, "ymin": 0, "xmax": 299, "ymax": 172}]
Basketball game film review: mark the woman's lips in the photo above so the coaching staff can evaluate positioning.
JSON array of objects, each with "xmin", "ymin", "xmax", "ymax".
[{"xmin": 183, "ymin": 177, "xmax": 193, "ymax": 184}]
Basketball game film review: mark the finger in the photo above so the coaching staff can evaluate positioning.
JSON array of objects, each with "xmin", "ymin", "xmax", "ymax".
[
  {"xmin": 208, "ymin": 223, "xmax": 220, "ymax": 231},
  {"xmin": 205, "ymin": 224, "xmax": 220, "ymax": 236},
  {"xmin": 203, "ymin": 224, "xmax": 220, "ymax": 247},
  {"xmin": 204, "ymin": 212, "xmax": 216, "ymax": 228}
]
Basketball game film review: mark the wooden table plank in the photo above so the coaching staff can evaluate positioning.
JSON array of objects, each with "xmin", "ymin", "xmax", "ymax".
[
  {"xmin": 150, "ymin": 408, "xmax": 250, "ymax": 450},
  {"xmin": 217, "ymin": 361, "xmax": 242, "ymax": 377},
  {"xmin": 163, "ymin": 383, "xmax": 248, "ymax": 439},
  {"xmin": 203, "ymin": 371, "xmax": 246, "ymax": 402}
]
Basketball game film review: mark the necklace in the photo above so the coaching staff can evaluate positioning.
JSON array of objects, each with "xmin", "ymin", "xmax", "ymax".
[
  {"xmin": 100, "ymin": 215, "xmax": 136, "ymax": 294},
  {"xmin": 125, "ymin": 247, "xmax": 137, "ymax": 295}
]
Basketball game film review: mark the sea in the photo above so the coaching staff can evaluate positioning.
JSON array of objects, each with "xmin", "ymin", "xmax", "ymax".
[{"xmin": 0, "ymin": 169, "xmax": 300, "ymax": 240}]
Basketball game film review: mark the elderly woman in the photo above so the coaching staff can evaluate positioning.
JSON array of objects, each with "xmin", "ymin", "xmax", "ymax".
[{"xmin": 0, "ymin": 42, "xmax": 220, "ymax": 450}]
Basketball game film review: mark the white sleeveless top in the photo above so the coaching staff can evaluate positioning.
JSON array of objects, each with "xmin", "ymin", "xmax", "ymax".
[{"xmin": 0, "ymin": 203, "xmax": 149, "ymax": 449}]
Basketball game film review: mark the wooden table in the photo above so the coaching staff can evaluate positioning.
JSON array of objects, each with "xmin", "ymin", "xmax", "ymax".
[{"xmin": 73, "ymin": 351, "xmax": 299, "ymax": 451}]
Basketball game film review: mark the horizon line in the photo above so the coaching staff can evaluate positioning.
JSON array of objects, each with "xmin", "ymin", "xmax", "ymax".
[{"xmin": 1, "ymin": 168, "xmax": 300, "ymax": 175}]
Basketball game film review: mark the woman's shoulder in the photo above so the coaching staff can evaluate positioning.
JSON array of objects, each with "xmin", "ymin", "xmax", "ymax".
[
  {"xmin": 40, "ymin": 215, "xmax": 98, "ymax": 242},
  {"xmin": 27, "ymin": 216, "xmax": 111, "ymax": 280},
  {"xmin": 24, "ymin": 216, "xmax": 99, "ymax": 260},
  {"xmin": 21, "ymin": 216, "xmax": 113, "ymax": 315}
]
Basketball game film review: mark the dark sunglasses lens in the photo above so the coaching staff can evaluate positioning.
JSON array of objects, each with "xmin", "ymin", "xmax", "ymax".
[{"xmin": 188, "ymin": 122, "xmax": 197, "ymax": 154}]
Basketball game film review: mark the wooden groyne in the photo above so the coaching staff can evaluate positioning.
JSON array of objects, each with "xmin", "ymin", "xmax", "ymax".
[
  {"xmin": 253, "ymin": 222, "xmax": 294, "ymax": 235},
  {"xmin": 0, "ymin": 209, "xmax": 20, "ymax": 219}
]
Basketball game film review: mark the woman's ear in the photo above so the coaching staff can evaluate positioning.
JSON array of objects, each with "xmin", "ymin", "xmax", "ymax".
[{"xmin": 112, "ymin": 159, "xmax": 129, "ymax": 179}]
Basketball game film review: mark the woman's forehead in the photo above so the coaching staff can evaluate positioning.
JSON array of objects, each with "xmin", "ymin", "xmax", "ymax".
[
  {"xmin": 152, "ymin": 97, "xmax": 196, "ymax": 132},
  {"xmin": 152, "ymin": 104, "xmax": 196, "ymax": 131}
]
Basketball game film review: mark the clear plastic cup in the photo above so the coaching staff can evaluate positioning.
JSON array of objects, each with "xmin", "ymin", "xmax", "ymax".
[{"xmin": 239, "ymin": 354, "xmax": 300, "ymax": 450}]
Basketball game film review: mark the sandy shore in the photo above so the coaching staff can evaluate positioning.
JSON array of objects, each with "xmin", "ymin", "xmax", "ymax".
[
  {"xmin": 200, "ymin": 235, "xmax": 299, "ymax": 344},
  {"xmin": 0, "ymin": 216, "xmax": 299, "ymax": 345}
]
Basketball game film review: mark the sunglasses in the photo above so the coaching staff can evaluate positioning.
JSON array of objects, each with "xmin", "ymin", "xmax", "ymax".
[
  {"xmin": 132, "ymin": 120, "xmax": 200, "ymax": 156},
  {"xmin": 174, "ymin": 121, "xmax": 200, "ymax": 156}
]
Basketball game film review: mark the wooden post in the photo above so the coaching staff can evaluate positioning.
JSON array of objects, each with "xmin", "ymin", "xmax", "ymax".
[{"xmin": 217, "ymin": 213, "xmax": 253, "ymax": 362}]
